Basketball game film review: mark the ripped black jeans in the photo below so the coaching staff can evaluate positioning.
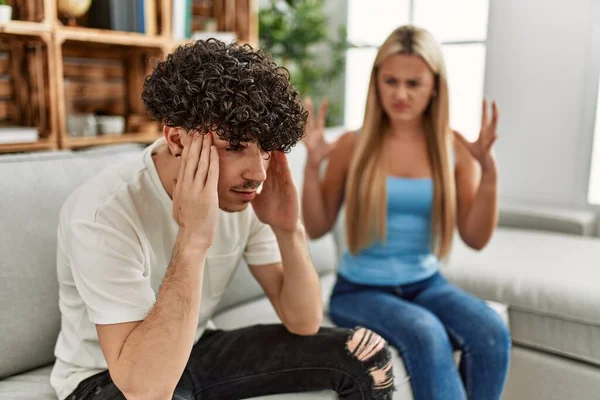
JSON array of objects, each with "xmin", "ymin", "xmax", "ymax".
[{"xmin": 67, "ymin": 324, "xmax": 394, "ymax": 400}]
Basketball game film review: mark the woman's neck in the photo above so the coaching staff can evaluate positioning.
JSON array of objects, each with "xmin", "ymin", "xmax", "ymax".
[{"xmin": 387, "ymin": 117, "xmax": 426, "ymax": 139}]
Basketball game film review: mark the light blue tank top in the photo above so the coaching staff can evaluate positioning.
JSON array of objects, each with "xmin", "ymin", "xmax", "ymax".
[{"xmin": 338, "ymin": 177, "xmax": 440, "ymax": 286}]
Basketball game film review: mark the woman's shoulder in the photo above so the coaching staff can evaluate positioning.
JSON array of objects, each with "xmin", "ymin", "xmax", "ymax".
[
  {"xmin": 329, "ymin": 130, "xmax": 358, "ymax": 155},
  {"xmin": 328, "ymin": 130, "xmax": 359, "ymax": 170},
  {"xmin": 337, "ymin": 129, "xmax": 359, "ymax": 146}
]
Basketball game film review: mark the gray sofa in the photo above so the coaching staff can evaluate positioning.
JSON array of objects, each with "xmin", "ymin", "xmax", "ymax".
[{"xmin": 1, "ymin": 142, "xmax": 599, "ymax": 400}]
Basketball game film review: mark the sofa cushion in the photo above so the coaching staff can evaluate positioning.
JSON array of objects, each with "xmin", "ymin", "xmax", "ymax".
[
  {"xmin": 445, "ymin": 227, "xmax": 600, "ymax": 366},
  {"xmin": 502, "ymin": 346, "xmax": 600, "ymax": 400},
  {"xmin": 0, "ymin": 365, "xmax": 55, "ymax": 400},
  {"xmin": 215, "ymin": 234, "xmax": 337, "ymax": 314},
  {"xmin": 215, "ymin": 272, "xmax": 337, "ymax": 325},
  {"xmin": 0, "ymin": 365, "xmax": 337, "ymax": 400},
  {"xmin": 0, "ymin": 148, "xmax": 143, "ymax": 379},
  {"xmin": 499, "ymin": 203, "xmax": 598, "ymax": 236}
]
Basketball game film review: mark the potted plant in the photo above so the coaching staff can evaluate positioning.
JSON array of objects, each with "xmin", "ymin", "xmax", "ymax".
[
  {"xmin": 259, "ymin": 0, "xmax": 350, "ymax": 126},
  {"xmin": 0, "ymin": 0, "xmax": 11, "ymax": 23}
]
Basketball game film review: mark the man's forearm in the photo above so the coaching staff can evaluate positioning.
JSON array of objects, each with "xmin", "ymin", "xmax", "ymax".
[
  {"xmin": 275, "ymin": 224, "xmax": 323, "ymax": 335},
  {"xmin": 115, "ymin": 236, "xmax": 207, "ymax": 398}
]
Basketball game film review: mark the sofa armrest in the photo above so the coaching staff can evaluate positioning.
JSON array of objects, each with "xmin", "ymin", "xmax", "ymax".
[{"xmin": 499, "ymin": 203, "xmax": 598, "ymax": 236}]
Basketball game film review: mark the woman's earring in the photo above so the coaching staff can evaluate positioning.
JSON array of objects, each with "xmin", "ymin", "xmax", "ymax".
[
  {"xmin": 432, "ymin": 90, "xmax": 438, "ymax": 97},
  {"xmin": 175, "ymin": 154, "xmax": 181, "ymax": 159}
]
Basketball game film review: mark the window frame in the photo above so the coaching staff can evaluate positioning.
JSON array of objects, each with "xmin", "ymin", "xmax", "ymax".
[{"xmin": 344, "ymin": 0, "xmax": 490, "ymax": 139}]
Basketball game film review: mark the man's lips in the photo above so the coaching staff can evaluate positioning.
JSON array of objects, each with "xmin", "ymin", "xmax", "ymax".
[{"xmin": 232, "ymin": 190, "xmax": 257, "ymax": 200}]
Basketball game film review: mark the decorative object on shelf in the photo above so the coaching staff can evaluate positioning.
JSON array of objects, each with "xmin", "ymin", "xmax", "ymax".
[
  {"xmin": 67, "ymin": 113, "xmax": 97, "ymax": 137},
  {"xmin": 57, "ymin": 0, "xmax": 92, "ymax": 27},
  {"xmin": 0, "ymin": 0, "xmax": 12, "ymax": 24},
  {"xmin": 0, "ymin": 126, "xmax": 39, "ymax": 144},
  {"xmin": 259, "ymin": 0, "xmax": 350, "ymax": 126},
  {"xmin": 192, "ymin": 31, "xmax": 236, "ymax": 43},
  {"xmin": 127, "ymin": 114, "xmax": 160, "ymax": 134},
  {"xmin": 203, "ymin": 17, "xmax": 217, "ymax": 32},
  {"xmin": 96, "ymin": 115, "xmax": 125, "ymax": 136}
]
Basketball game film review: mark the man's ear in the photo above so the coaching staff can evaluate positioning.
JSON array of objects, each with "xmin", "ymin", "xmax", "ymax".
[{"xmin": 164, "ymin": 126, "xmax": 185, "ymax": 157}]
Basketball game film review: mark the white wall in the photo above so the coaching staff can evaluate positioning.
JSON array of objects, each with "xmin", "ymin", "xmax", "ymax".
[{"xmin": 485, "ymin": 0, "xmax": 599, "ymax": 210}]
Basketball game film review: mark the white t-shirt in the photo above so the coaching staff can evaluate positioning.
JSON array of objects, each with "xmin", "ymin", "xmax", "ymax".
[{"xmin": 50, "ymin": 138, "xmax": 281, "ymax": 400}]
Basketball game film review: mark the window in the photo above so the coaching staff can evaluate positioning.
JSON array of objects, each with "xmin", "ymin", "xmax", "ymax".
[
  {"xmin": 586, "ymin": 0, "xmax": 600, "ymax": 206},
  {"xmin": 344, "ymin": 0, "xmax": 490, "ymax": 141}
]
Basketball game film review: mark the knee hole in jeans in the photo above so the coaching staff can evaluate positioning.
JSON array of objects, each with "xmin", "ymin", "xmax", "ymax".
[{"xmin": 346, "ymin": 327, "xmax": 395, "ymax": 396}]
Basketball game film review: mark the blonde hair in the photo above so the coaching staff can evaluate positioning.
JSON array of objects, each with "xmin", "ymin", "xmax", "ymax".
[{"xmin": 345, "ymin": 25, "xmax": 456, "ymax": 259}]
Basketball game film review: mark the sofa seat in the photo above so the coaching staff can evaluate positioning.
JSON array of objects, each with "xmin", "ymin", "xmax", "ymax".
[
  {"xmin": 445, "ymin": 227, "xmax": 600, "ymax": 367},
  {"xmin": 0, "ymin": 366, "xmax": 55, "ymax": 400},
  {"xmin": 0, "ymin": 365, "xmax": 336, "ymax": 400}
]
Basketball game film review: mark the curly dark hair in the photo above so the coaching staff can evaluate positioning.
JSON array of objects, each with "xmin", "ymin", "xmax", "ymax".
[{"xmin": 142, "ymin": 39, "xmax": 307, "ymax": 152}]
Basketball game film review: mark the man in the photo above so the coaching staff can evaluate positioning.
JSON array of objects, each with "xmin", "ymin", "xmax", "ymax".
[{"xmin": 50, "ymin": 39, "xmax": 394, "ymax": 400}]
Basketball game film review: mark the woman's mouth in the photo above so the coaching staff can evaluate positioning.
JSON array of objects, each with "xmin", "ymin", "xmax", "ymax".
[{"xmin": 392, "ymin": 103, "xmax": 410, "ymax": 111}]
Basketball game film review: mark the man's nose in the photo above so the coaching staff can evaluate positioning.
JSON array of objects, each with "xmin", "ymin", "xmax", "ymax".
[{"xmin": 243, "ymin": 150, "xmax": 267, "ymax": 183}]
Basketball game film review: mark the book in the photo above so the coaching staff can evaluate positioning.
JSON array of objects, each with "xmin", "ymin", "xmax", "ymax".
[
  {"xmin": 172, "ymin": 0, "xmax": 187, "ymax": 40},
  {"xmin": 134, "ymin": 0, "xmax": 145, "ymax": 34},
  {"xmin": 87, "ymin": 0, "xmax": 137, "ymax": 32},
  {"xmin": 185, "ymin": 0, "xmax": 192, "ymax": 39}
]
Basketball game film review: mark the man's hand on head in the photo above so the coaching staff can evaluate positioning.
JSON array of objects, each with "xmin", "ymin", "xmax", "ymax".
[
  {"xmin": 251, "ymin": 151, "xmax": 301, "ymax": 234},
  {"xmin": 173, "ymin": 132, "xmax": 220, "ymax": 249}
]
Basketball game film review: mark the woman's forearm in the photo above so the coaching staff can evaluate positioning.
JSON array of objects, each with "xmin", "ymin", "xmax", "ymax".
[
  {"xmin": 301, "ymin": 165, "xmax": 332, "ymax": 239},
  {"xmin": 463, "ymin": 164, "xmax": 499, "ymax": 250}
]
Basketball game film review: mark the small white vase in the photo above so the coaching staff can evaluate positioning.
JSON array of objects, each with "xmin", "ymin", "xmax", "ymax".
[{"xmin": 0, "ymin": 5, "xmax": 12, "ymax": 23}]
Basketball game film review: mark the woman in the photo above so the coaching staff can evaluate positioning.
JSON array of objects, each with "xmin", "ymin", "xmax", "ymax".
[{"xmin": 301, "ymin": 25, "xmax": 511, "ymax": 400}]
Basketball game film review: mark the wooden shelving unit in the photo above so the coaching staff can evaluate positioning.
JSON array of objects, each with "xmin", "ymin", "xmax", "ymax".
[
  {"xmin": 63, "ymin": 132, "xmax": 164, "ymax": 149},
  {"xmin": 0, "ymin": 20, "xmax": 51, "ymax": 36},
  {"xmin": 0, "ymin": 137, "xmax": 54, "ymax": 153},
  {"xmin": 0, "ymin": 0, "xmax": 258, "ymax": 154}
]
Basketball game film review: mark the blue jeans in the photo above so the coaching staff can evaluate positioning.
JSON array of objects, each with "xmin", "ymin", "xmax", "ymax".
[{"xmin": 330, "ymin": 272, "xmax": 511, "ymax": 400}]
